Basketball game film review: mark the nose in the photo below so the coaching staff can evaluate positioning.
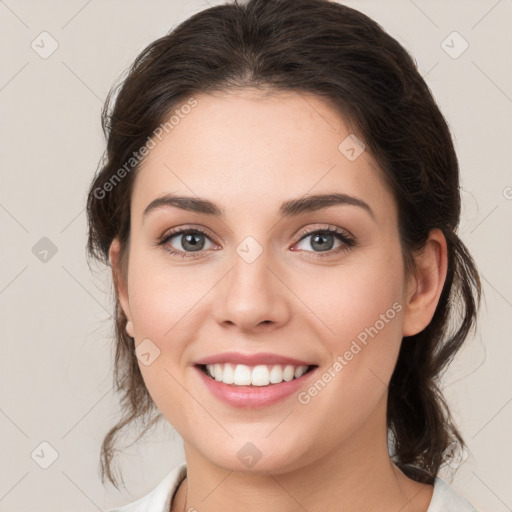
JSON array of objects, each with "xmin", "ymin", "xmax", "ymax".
[{"xmin": 212, "ymin": 243, "xmax": 292, "ymax": 333}]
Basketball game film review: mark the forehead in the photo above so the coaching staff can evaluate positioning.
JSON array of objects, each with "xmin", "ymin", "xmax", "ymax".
[{"xmin": 131, "ymin": 89, "xmax": 395, "ymax": 223}]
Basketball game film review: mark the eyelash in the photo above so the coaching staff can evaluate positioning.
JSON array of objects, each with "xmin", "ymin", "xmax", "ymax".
[{"xmin": 156, "ymin": 225, "xmax": 356, "ymax": 259}]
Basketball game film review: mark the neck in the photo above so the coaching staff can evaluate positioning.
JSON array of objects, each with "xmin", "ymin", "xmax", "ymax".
[{"xmin": 172, "ymin": 399, "xmax": 434, "ymax": 512}]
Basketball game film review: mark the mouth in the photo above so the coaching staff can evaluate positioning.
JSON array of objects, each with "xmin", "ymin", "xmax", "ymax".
[{"xmin": 196, "ymin": 363, "xmax": 318, "ymax": 387}]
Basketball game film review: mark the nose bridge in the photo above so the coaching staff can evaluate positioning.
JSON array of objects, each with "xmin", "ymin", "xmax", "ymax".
[
  {"xmin": 232, "ymin": 237, "xmax": 270, "ymax": 293},
  {"xmin": 230, "ymin": 235, "xmax": 275, "ymax": 304},
  {"xmin": 213, "ymin": 234, "xmax": 290, "ymax": 330}
]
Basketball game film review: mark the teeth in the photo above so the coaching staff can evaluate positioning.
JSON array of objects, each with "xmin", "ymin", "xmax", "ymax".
[{"xmin": 204, "ymin": 363, "xmax": 310, "ymax": 386}]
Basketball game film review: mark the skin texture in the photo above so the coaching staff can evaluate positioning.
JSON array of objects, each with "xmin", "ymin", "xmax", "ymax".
[{"xmin": 109, "ymin": 89, "xmax": 447, "ymax": 512}]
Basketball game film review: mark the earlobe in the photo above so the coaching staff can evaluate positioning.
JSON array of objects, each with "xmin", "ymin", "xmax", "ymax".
[
  {"xmin": 125, "ymin": 320, "xmax": 134, "ymax": 338},
  {"xmin": 402, "ymin": 229, "xmax": 448, "ymax": 337},
  {"xmin": 108, "ymin": 238, "xmax": 132, "ymax": 327}
]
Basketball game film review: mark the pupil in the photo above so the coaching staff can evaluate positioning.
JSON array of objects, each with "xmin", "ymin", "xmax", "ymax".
[
  {"xmin": 183, "ymin": 233, "xmax": 205, "ymax": 251},
  {"xmin": 312, "ymin": 233, "xmax": 333, "ymax": 252}
]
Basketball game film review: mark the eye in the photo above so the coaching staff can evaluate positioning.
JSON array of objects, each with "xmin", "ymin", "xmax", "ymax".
[
  {"xmin": 157, "ymin": 227, "xmax": 217, "ymax": 258},
  {"xmin": 292, "ymin": 225, "xmax": 355, "ymax": 257},
  {"xmin": 156, "ymin": 224, "xmax": 356, "ymax": 259}
]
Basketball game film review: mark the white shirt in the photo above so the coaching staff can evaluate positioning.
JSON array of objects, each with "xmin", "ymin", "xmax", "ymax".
[{"xmin": 107, "ymin": 463, "xmax": 478, "ymax": 511}]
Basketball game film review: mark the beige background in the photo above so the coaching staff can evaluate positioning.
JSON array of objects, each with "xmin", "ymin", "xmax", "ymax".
[{"xmin": 0, "ymin": 0, "xmax": 510, "ymax": 511}]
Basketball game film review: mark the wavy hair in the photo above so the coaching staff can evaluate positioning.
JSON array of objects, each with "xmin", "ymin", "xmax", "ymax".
[{"xmin": 86, "ymin": 0, "xmax": 481, "ymax": 489}]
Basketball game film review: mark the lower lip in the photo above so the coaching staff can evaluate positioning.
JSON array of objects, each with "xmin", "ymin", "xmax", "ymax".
[{"xmin": 194, "ymin": 365, "xmax": 318, "ymax": 408}]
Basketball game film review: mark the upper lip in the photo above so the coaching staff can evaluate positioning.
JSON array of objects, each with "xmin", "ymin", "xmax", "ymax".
[{"xmin": 194, "ymin": 352, "xmax": 316, "ymax": 367}]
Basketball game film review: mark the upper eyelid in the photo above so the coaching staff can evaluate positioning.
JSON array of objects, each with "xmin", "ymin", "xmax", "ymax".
[
  {"xmin": 297, "ymin": 225, "xmax": 352, "ymax": 239},
  {"xmin": 161, "ymin": 225, "xmax": 217, "ymax": 243}
]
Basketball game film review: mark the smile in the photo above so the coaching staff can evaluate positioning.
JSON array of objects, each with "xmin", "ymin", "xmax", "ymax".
[
  {"xmin": 194, "ymin": 363, "xmax": 319, "ymax": 408},
  {"xmin": 200, "ymin": 363, "xmax": 315, "ymax": 386}
]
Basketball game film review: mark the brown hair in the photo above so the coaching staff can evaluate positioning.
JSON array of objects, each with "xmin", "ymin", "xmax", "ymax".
[{"xmin": 86, "ymin": 0, "xmax": 481, "ymax": 489}]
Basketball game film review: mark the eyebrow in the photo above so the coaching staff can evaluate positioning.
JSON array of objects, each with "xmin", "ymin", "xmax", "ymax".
[{"xmin": 143, "ymin": 192, "xmax": 375, "ymax": 221}]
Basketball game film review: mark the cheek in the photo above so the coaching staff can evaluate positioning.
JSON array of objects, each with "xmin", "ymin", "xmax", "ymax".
[
  {"xmin": 125, "ymin": 260, "xmax": 199, "ymax": 427},
  {"xmin": 290, "ymin": 253, "xmax": 405, "ymax": 447},
  {"xmin": 301, "ymin": 245, "xmax": 405, "ymax": 390},
  {"xmin": 126, "ymin": 245, "xmax": 205, "ymax": 340},
  {"xmin": 302, "ymin": 249, "xmax": 404, "ymax": 343}
]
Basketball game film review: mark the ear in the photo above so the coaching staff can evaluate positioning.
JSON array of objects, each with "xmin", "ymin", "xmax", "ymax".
[
  {"xmin": 402, "ymin": 229, "xmax": 448, "ymax": 337},
  {"xmin": 109, "ymin": 238, "xmax": 134, "ymax": 338}
]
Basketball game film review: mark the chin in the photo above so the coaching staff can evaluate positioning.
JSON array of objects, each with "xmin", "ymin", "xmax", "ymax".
[{"xmin": 201, "ymin": 441, "xmax": 311, "ymax": 475}]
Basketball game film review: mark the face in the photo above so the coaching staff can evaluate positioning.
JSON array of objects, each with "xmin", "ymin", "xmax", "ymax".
[{"xmin": 112, "ymin": 88, "xmax": 424, "ymax": 474}]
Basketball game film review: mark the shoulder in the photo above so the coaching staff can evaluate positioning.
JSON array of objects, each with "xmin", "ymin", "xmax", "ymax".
[
  {"xmin": 428, "ymin": 477, "xmax": 478, "ymax": 512},
  {"xmin": 105, "ymin": 463, "xmax": 187, "ymax": 512}
]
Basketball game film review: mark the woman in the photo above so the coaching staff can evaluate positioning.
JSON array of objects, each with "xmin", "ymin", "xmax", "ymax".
[{"xmin": 87, "ymin": 0, "xmax": 481, "ymax": 510}]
